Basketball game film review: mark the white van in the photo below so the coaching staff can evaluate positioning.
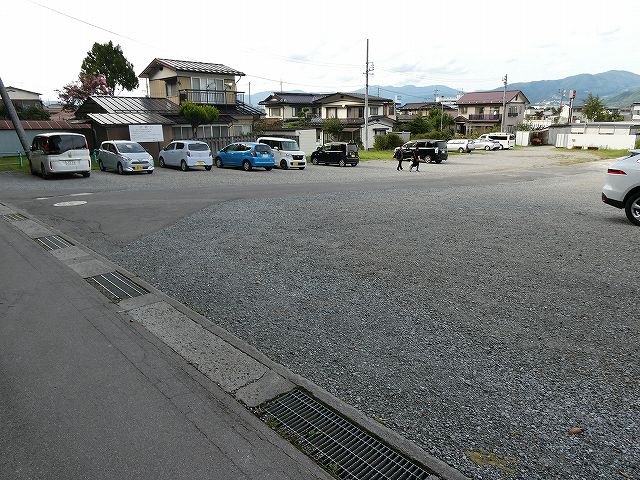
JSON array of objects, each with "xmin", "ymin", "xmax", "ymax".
[
  {"xmin": 30, "ymin": 132, "xmax": 91, "ymax": 179},
  {"xmin": 477, "ymin": 132, "xmax": 515, "ymax": 149},
  {"xmin": 257, "ymin": 137, "xmax": 306, "ymax": 169}
]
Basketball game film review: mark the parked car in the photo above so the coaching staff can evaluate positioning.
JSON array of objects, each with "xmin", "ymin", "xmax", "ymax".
[
  {"xmin": 311, "ymin": 142, "xmax": 359, "ymax": 167},
  {"xmin": 214, "ymin": 142, "xmax": 274, "ymax": 171},
  {"xmin": 29, "ymin": 132, "xmax": 91, "ymax": 179},
  {"xmin": 447, "ymin": 139, "xmax": 475, "ymax": 153},
  {"xmin": 473, "ymin": 138, "xmax": 501, "ymax": 150},
  {"xmin": 97, "ymin": 141, "xmax": 154, "ymax": 174},
  {"xmin": 477, "ymin": 132, "xmax": 515, "ymax": 149},
  {"xmin": 602, "ymin": 150, "xmax": 640, "ymax": 226},
  {"xmin": 257, "ymin": 137, "xmax": 306, "ymax": 170},
  {"xmin": 159, "ymin": 140, "xmax": 213, "ymax": 171},
  {"xmin": 393, "ymin": 140, "xmax": 448, "ymax": 163}
]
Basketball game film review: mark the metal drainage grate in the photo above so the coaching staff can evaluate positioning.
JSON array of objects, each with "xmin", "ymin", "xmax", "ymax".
[
  {"xmin": 35, "ymin": 235, "xmax": 74, "ymax": 251},
  {"xmin": 87, "ymin": 271, "xmax": 148, "ymax": 302},
  {"xmin": 258, "ymin": 389, "xmax": 433, "ymax": 480},
  {"xmin": 3, "ymin": 213, "xmax": 27, "ymax": 221}
]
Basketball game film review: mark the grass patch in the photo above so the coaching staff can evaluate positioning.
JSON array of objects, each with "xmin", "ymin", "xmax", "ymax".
[
  {"xmin": 0, "ymin": 155, "xmax": 29, "ymax": 173},
  {"xmin": 358, "ymin": 149, "xmax": 395, "ymax": 160},
  {"xmin": 590, "ymin": 149, "xmax": 629, "ymax": 160},
  {"xmin": 553, "ymin": 148, "xmax": 629, "ymax": 165}
]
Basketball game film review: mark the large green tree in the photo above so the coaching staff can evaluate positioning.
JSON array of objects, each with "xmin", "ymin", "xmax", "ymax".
[
  {"xmin": 406, "ymin": 114, "xmax": 430, "ymax": 135},
  {"xmin": 179, "ymin": 102, "xmax": 220, "ymax": 138},
  {"xmin": 323, "ymin": 117, "xmax": 343, "ymax": 140},
  {"xmin": 81, "ymin": 41, "xmax": 138, "ymax": 92},
  {"xmin": 582, "ymin": 93, "xmax": 606, "ymax": 121}
]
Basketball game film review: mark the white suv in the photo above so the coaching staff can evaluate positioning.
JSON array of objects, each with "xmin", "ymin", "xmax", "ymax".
[
  {"xmin": 602, "ymin": 150, "xmax": 640, "ymax": 225},
  {"xmin": 257, "ymin": 137, "xmax": 306, "ymax": 169}
]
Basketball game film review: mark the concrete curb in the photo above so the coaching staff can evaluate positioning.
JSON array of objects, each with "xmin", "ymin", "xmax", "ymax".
[{"xmin": 1, "ymin": 201, "xmax": 470, "ymax": 480}]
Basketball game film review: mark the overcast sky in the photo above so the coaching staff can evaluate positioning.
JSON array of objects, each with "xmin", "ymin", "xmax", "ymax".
[{"xmin": 3, "ymin": 0, "xmax": 639, "ymax": 103}]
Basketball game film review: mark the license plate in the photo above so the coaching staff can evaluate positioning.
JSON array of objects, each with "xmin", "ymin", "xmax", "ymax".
[
  {"xmin": 63, "ymin": 160, "xmax": 77, "ymax": 165},
  {"xmin": 196, "ymin": 161, "xmax": 204, "ymax": 165},
  {"xmin": 134, "ymin": 165, "xmax": 143, "ymax": 170},
  {"xmin": 291, "ymin": 162, "xmax": 299, "ymax": 166}
]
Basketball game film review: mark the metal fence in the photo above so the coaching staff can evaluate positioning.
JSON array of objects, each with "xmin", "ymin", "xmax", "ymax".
[
  {"xmin": 0, "ymin": 151, "xmax": 25, "ymax": 167},
  {"xmin": 193, "ymin": 135, "xmax": 257, "ymax": 153}
]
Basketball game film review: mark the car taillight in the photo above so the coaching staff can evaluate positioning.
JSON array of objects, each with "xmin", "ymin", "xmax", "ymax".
[
  {"xmin": 607, "ymin": 168, "xmax": 627, "ymax": 175},
  {"xmin": 251, "ymin": 151, "xmax": 257, "ymax": 157},
  {"xmin": 44, "ymin": 140, "xmax": 50, "ymax": 153}
]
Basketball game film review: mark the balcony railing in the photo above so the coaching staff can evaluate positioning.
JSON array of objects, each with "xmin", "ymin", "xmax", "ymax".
[
  {"xmin": 179, "ymin": 89, "xmax": 244, "ymax": 105},
  {"xmin": 468, "ymin": 114, "xmax": 501, "ymax": 121},
  {"xmin": 507, "ymin": 112, "xmax": 519, "ymax": 117}
]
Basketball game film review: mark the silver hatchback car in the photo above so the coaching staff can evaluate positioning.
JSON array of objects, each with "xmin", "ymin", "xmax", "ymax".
[{"xmin": 97, "ymin": 141, "xmax": 155, "ymax": 174}]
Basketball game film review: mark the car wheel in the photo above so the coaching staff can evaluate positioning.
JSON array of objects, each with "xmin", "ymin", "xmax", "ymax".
[
  {"xmin": 338, "ymin": 159, "xmax": 346, "ymax": 167},
  {"xmin": 159, "ymin": 157, "xmax": 165, "ymax": 168},
  {"xmin": 485, "ymin": 145, "xmax": 490, "ymax": 150},
  {"xmin": 181, "ymin": 160, "xmax": 188, "ymax": 172},
  {"xmin": 215, "ymin": 157, "xmax": 223, "ymax": 168},
  {"xmin": 242, "ymin": 160, "xmax": 252, "ymax": 171},
  {"xmin": 280, "ymin": 159, "xmax": 288, "ymax": 169},
  {"xmin": 117, "ymin": 162, "xmax": 124, "ymax": 175},
  {"xmin": 624, "ymin": 191, "xmax": 640, "ymax": 226},
  {"xmin": 82, "ymin": 171, "xmax": 90, "ymax": 178},
  {"xmin": 311, "ymin": 157, "xmax": 319, "ymax": 165},
  {"xmin": 265, "ymin": 166, "xmax": 273, "ymax": 171},
  {"xmin": 458, "ymin": 147, "xmax": 464, "ymax": 153},
  {"xmin": 98, "ymin": 160, "xmax": 105, "ymax": 171},
  {"xmin": 41, "ymin": 163, "xmax": 50, "ymax": 180}
]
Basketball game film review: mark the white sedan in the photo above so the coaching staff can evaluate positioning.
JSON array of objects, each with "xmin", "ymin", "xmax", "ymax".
[
  {"xmin": 602, "ymin": 150, "xmax": 640, "ymax": 225},
  {"xmin": 473, "ymin": 138, "xmax": 501, "ymax": 150}
]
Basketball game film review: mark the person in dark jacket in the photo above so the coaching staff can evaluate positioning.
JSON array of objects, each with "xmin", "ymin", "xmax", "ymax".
[
  {"xmin": 395, "ymin": 148, "xmax": 403, "ymax": 171},
  {"xmin": 409, "ymin": 148, "xmax": 420, "ymax": 172}
]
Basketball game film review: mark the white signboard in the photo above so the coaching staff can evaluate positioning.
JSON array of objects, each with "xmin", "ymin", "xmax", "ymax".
[{"xmin": 128, "ymin": 124, "xmax": 164, "ymax": 143}]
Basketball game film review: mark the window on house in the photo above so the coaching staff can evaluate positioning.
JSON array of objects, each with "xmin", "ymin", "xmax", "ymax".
[
  {"xmin": 347, "ymin": 107, "xmax": 363, "ymax": 118},
  {"xmin": 478, "ymin": 107, "xmax": 485, "ymax": 114},
  {"xmin": 269, "ymin": 107, "xmax": 282, "ymax": 117},
  {"xmin": 312, "ymin": 107, "xmax": 320, "ymax": 116},
  {"xmin": 370, "ymin": 106, "xmax": 379, "ymax": 116},
  {"xmin": 166, "ymin": 81, "xmax": 177, "ymax": 97},
  {"xmin": 326, "ymin": 107, "xmax": 338, "ymax": 118},
  {"xmin": 387, "ymin": 104, "xmax": 394, "ymax": 115},
  {"xmin": 460, "ymin": 106, "xmax": 467, "ymax": 114}
]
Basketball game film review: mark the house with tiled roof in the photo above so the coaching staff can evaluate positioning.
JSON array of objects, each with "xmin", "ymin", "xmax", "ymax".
[
  {"xmin": 456, "ymin": 90, "xmax": 529, "ymax": 134},
  {"xmin": 259, "ymin": 91, "xmax": 396, "ymax": 148}
]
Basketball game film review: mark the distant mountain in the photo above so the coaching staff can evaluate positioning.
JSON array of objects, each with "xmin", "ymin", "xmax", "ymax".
[
  {"xmin": 500, "ymin": 70, "xmax": 640, "ymax": 105},
  {"xmin": 249, "ymin": 71, "xmax": 640, "ymax": 110}
]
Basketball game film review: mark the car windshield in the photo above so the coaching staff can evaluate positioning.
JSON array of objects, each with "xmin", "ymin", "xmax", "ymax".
[
  {"xmin": 48, "ymin": 135, "xmax": 86, "ymax": 154},
  {"xmin": 188, "ymin": 143, "xmax": 209, "ymax": 151},
  {"xmin": 281, "ymin": 141, "xmax": 300, "ymax": 151},
  {"xmin": 346, "ymin": 144, "xmax": 358, "ymax": 153},
  {"xmin": 254, "ymin": 145, "xmax": 270, "ymax": 153},
  {"xmin": 116, "ymin": 142, "xmax": 146, "ymax": 154}
]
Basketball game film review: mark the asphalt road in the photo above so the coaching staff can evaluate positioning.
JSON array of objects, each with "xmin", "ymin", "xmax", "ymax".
[{"xmin": 1, "ymin": 147, "xmax": 638, "ymax": 480}]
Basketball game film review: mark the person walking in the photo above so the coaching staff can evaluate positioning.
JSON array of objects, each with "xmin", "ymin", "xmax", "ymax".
[
  {"xmin": 409, "ymin": 148, "xmax": 420, "ymax": 172},
  {"xmin": 395, "ymin": 148, "xmax": 404, "ymax": 171}
]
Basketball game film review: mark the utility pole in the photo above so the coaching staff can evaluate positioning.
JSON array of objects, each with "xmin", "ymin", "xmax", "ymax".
[
  {"xmin": 248, "ymin": 81, "xmax": 251, "ymax": 107},
  {"xmin": 363, "ymin": 38, "xmax": 374, "ymax": 150},
  {"xmin": 0, "ymin": 76, "xmax": 31, "ymax": 163},
  {"xmin": 501, "ymin": 74, "xmax": 508, "ymax": 132}
]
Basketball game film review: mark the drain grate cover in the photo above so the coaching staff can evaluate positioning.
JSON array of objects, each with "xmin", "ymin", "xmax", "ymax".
[
  {"xmin": 87, "ymin": 271, "xmax": 148, "ymax": 302},
  {"xmin": 3, "ymin": 213, "xmax": 27, "ymax": 221},
  {"xmin": 35, "ymin": 235, "xmax": 74, "ymax": 251},
  {"xmin": 259, "ymin": 389, "xmax": 433, "ymax": 480}
]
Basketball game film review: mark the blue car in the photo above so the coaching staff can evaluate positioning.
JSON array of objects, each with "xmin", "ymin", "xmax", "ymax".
[{"xmin": 214, "ymin": 142, "xmax": 274, "ymax": 171}]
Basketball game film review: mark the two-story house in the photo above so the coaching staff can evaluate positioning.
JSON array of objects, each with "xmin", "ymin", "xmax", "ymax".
[
  {"xmin": 1, "ymin": 86, "xmax": 43, "ymax": 110},
  {"xmin": 456, "ymin": 90, "xmax": 529, "ymax": 135},
  {"xmin": 75, "ymin": 58, "xmax": 263, "ymax": 157},
  {"xmin": 260, "ymin": 91, "xmax": 396, "ymax": 148},
  {"xmin": 397, "ymin": 102, "xmax": 457, "ymax": 122}
]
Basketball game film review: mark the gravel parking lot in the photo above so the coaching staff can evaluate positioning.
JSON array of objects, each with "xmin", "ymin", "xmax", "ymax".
[{"xmin": 3, "ymin": 147, "xmax": 638, "ymax": 479}]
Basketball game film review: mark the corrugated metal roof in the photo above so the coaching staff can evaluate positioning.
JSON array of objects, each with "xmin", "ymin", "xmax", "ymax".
[
  {"xmin": 457, "ymin": 90, "xmax": 523, "ymax": 105},
  {"xmin": 320, "ymin": 92, "xmax": 393, "ymax": 103},
  {"xmin": 86, "ymin": 113, "xmax": 174, "ymax": 126},
  {"xmin": 88, "ymin": 96, "xmax": 179, "ymax": 114},
  {"xmin": 0, "ymin": 120, "xmax": 90, "ymax": 130},
  {"xmin": 139, "ymin": 58, "xmax": 244, "ymax": 77}
]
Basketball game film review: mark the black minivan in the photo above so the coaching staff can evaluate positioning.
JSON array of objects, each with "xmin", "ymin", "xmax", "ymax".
[
  {"xmin": 310, "ymin": 142, "xmax": 359, "ymax": 167},
  {"xmin": 395, "ymin": 139, "xmax": 448, "ymax": 163}
]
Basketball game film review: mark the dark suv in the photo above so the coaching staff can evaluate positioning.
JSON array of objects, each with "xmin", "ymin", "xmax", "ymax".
[
  {"xmin": 394, "ymin": 139, "xmax": 448, "ymax": 163},
  {"xmin": 310, "ymin": 142, "xmax": 359, "ymax": 167}
]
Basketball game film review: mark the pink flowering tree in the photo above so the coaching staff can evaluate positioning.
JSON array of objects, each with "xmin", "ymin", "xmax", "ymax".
[{"xmin": 57, "ymin": 74, "xmax": 113, "ymax": 111}]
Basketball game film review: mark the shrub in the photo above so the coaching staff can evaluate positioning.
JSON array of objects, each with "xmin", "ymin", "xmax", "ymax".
[{"xmin": 635, "ymin": 138, "xmax": 640, "ymax": 149}]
